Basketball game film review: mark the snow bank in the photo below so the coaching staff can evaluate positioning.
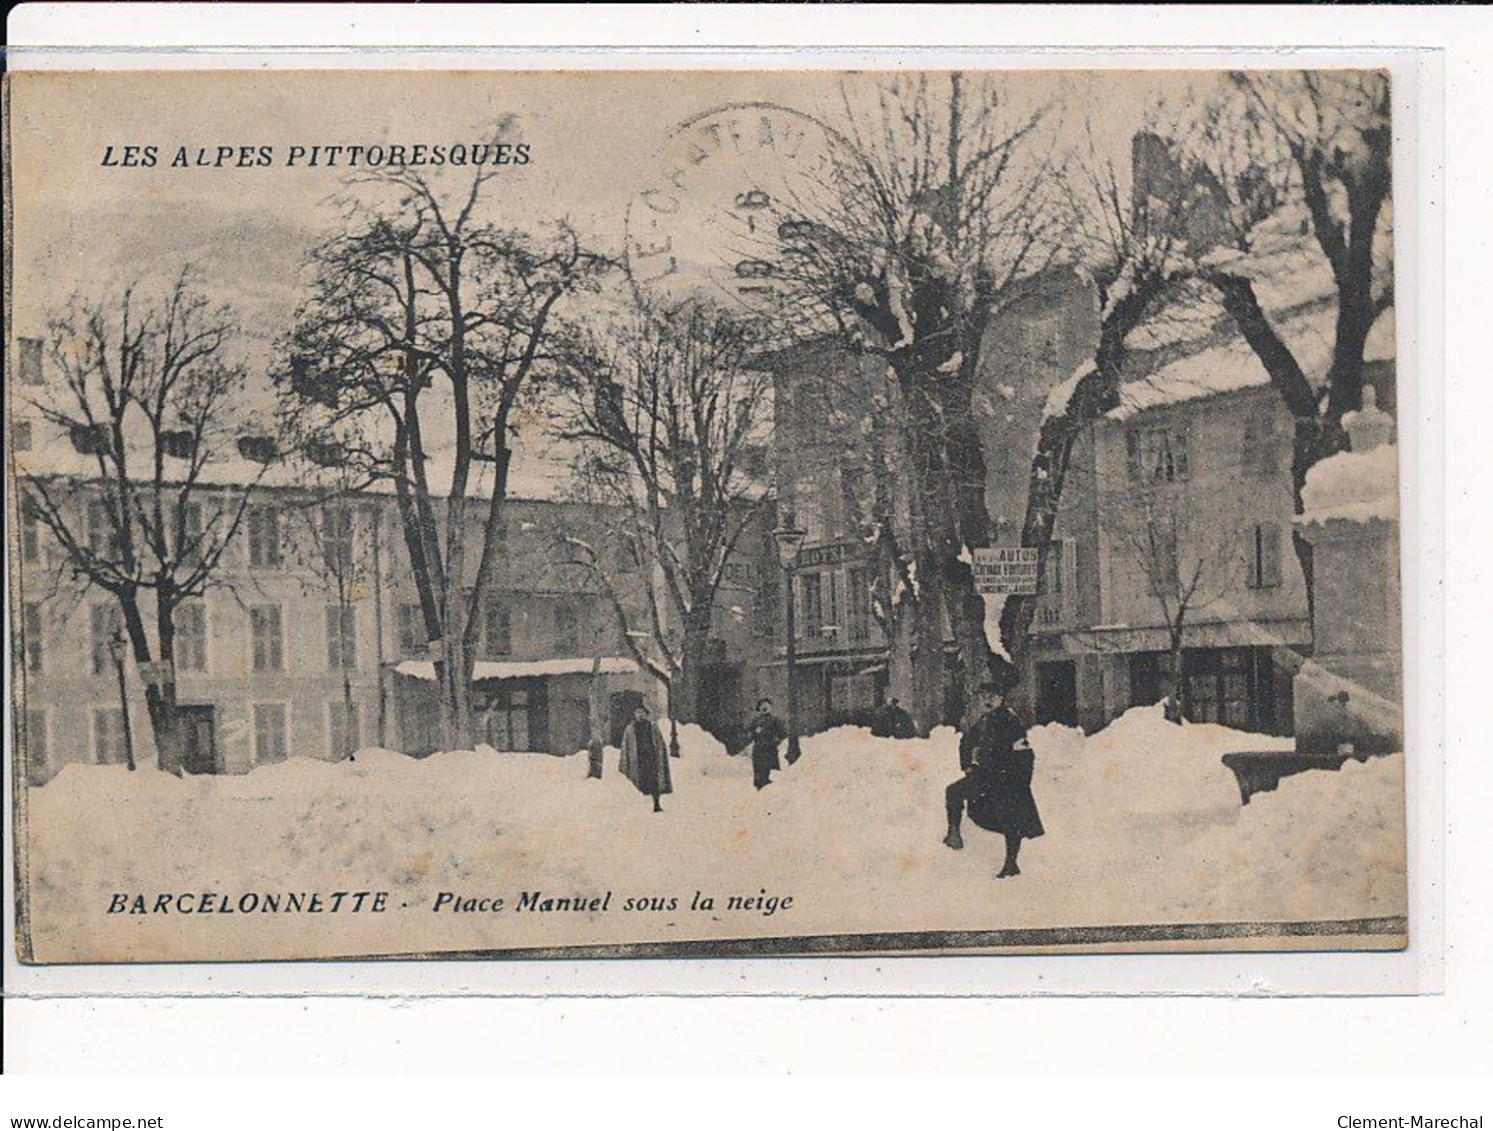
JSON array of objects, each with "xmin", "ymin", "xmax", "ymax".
[
  {"xmin": 1299, "ymin": 444, "xmax": 1398, "ymax": 525},
  {"xmin": 25, "ymin": 695, "xmax": 1402, "ymax": 962}
]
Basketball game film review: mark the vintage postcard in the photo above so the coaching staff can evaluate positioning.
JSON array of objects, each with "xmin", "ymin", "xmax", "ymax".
[{"xmin": 4, "ymin": 67, "xmax": 1408, "ymax": 964}]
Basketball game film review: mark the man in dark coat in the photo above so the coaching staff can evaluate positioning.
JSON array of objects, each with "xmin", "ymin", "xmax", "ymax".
[
  {"xmin": 943, "ymin": 680, "xmax": 1044, "ymax": 878},
  {"xmin": 620, "ymin": 704, "xmax": 672, "ymax": 812},
  {"xmin": 871, "ymin": 698, "xmax": 915, "ymax": 739},
  {"xmin": 747, "ymin": 697, "xmax": 786, "ymax": 790},
  {"xmin": 887, "ymin": 698, "xmax": 916, "ymax": 739}
]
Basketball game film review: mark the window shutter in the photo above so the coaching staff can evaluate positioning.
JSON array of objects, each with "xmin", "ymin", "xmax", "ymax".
[
  {"xmin": 1261, "ymin": 523, "xmax": 1282, "ymax": 588},
  {"xmin": 1171, "ymin": 431, "xmax": 1190, "ymax": 479}
]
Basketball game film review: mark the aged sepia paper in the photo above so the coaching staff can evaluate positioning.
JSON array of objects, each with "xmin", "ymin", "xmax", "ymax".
[{"xmin": 4, "ymin": 67, "xmax": 1409, "ymax": 965}]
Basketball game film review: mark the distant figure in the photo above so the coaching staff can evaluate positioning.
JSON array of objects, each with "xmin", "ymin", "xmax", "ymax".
[
  {"xmin": 943, "ymin": 680, "xmax": 1044, "ymax": 879},
  {"xmin": 620, "ymin": 704, "xmax": 672, "ymax": 813},
  {"xmin": 746, "ymin": 697, "xmax": 786, "ymax": 791},
  {"xmin": 872, "ymin": 697, "xmax": 917, "ymax": 739}
]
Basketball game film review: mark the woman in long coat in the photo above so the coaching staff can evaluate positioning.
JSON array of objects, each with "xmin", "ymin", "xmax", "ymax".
[{"xmin": 620, "ymin": 704, "xmax": 673, "ymax": 812}]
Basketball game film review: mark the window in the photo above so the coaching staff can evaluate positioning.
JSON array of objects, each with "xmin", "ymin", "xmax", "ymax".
[
  {"xmin": 25, "ymin": 709, "xmax": 48, "ymax": 771},
  {"xmin": 252, "ymin": 703, "xmax": 289, "ymax": 763},
  {"xmin": 1247, "ymin": 523, "xmax": 1283, "ymax": 590},
  {"xmin": 249, "ymin": 605, "xmax": 284, "ymax": 672},
  {"xmin": 91, "ymin": 603, "xmax": 123, "ymax": 675},
  {"xmin": 19, "ymin": 337, "xmax": 44, "ymax": 385},
  {"xmin": 23, "ymin": 603, "xmax": 43, "ymax": 673},
  {"xmin": 21, "ymin": 496, "xmax": 42, "ymax": 562},
  {"xmin": 829, "ymin": 672, "xmax": 876, "ymax": 715},
  {"xmin": 823, "ymin": 570, "xmax": 841, "ymax": 638},
  {"xmin": 1182, "ymin": 648, "xmax": 1262, "ymax": 730},
  {"xmin": 1045, "ymin": 539, "xmax": 1066, "ymax": 600},
  {"xmin": 1242, "ymin": 414, "xmax": 1279, "ymax": 477},
  {"xmin": 328, "ymin": 701, "xmax": 361, "ymax": 758},
  {"xmin": 160, "ymin": 429, "xmax": 195, "ymax": 459},
  {"xmin": 554, "ymin": 601, "xmax": 580, "ymax": 654},
  {"xmin": 247, "ymin": 507, "xmax": 282, "ymax": 569},
  {"xmin": 483, "ymin": 599, "xmax": 512, "ymax": 657},
  {"xmin": 176, "ymin": 501, "xmax": 204, "ymax": 564},
  {"xmin": 475, "ymin": 688, "xmax": 530, "ymax": 751},
  {"xmin": 397, "ymin": 603, "xmax": 427, "ymax": 657},
  {"xmin": 176, "ymin": 603, "xmax": 208, "ymax": 672},
  {"xmin": 14, "ymin": 421, "xmax": 33, "ymax": 451},
  {"xmin": 93, "ymin": 708, "xmax": 128, "ymax": 764},
  {"xmin": 1126, "ymin": 426, "xmax": 1190, "ymax": 484},
  {"xmin": 845, "ymin": 566, "xmax": 873, "ymax": 643},
  {"xmin": 321, "ymin": 506, "xmax": 354, "ymax": 574},
  {"xmin": 1039, "ymin": 540, "xmax": 1072, "ymax": 626},
  {"xmin": 87, "ymin": 500, "xmax": 120, "ymax": 559},
  {"xmin": 798, "ymin": 573, "xmax": 822, "ymax": 640},
  {"xmin": 326, "ymin": 604, "xmax": 357, "ymax": 670}
]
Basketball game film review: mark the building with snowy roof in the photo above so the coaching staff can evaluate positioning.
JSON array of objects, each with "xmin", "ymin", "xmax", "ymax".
[
  {"xmin": 9, "ymin": 336, "xmax": 679, "ymax": 781},
  {"xmin": 1020, "ymin": 296, "xmax": 1398, "ymax": 737}
]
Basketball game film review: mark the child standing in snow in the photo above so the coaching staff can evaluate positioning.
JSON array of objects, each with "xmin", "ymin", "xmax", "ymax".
[{"xmin": 943, "ymin": 679, "xmax": 1044, "ymax": 878}]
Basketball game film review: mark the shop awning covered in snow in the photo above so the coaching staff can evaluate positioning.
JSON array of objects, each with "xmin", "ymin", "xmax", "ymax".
[{"xmin": 393, "ymin": 657, "xmax": 642, "ymax": 682}]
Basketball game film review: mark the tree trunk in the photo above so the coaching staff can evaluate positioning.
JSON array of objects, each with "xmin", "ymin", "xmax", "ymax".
[
  {"xmin": 118, "ymin": 595, "xmax": 179, "ymax": 774},
  {"xmin": 910, "ymin": 551, "xmax": 946, "ymax": 733},
  {"xmin": 152, "ymin": 592, "xmax": 184, "ymax": 775},
  {"xmin": 440, "ymin": 632, "xmax": 475, "ymax": 750},
  {"xmin": 1163, "ymin": 634, "xmax": 1185, "ymax": 723},
  {"xmin": 884, "ymin": 596, "xmax": 915, "ymax": 717},
  {"xmin": 674, "ymin": 607, "xmax": 713, "ymax": 726},
  {"xmin": 1002, "ymin": 273, "xmax": 1169, "ymax": 664}
]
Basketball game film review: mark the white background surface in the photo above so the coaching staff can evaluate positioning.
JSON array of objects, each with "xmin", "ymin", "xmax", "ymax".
[{"xmin": 2, "ymin": 2, "xmax": 1488, "ymax": 1117}]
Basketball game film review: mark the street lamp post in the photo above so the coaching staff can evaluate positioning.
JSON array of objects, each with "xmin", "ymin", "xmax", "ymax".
[
  {"xmin": 108, "ymin": 627, "xmax": 136, "ymax": 772},
  {"xmin": 773, "ymin": 521, "xmax": 807, "ymax": 765}
]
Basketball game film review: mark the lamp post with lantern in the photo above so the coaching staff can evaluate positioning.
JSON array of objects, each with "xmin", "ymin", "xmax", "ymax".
[{"xmin": 773, "ymin": 520, "xmax": 807, "ymax": 765}]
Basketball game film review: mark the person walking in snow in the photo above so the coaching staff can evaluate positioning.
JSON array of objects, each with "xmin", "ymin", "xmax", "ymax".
[
  {"xmin": 942, "ymin": 678, "xmax": 1044, "ymax": 878},
  {"xmin": 747, "ymin": 697, "xmax": 786, "ymax": 791},
  {"xmin": 620, "ymin": 703, "xmax": 672, "ymax": 813}
]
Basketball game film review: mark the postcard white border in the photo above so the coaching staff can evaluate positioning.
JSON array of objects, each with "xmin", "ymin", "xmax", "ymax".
[{"xmin": 0, "ymin": 11, "xmax": 1451, "ymax": 1018}]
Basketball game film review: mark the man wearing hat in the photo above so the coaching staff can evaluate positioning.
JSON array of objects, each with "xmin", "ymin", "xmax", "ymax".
[{"xmin": 942, "ymin": 675, "xmax": 1044, "ymax": 878}]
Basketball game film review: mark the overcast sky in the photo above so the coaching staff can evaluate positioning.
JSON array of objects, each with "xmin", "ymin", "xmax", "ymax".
[{"xmin": 7, "ymin": 69, "xmax": 1227, "ymax": 357}]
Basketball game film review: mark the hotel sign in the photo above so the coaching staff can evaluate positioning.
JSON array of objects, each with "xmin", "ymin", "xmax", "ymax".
[
  {"xmin": 795, "ymin": 542, "xmax": 862, "ymax": 569},
  {"xmin": 971, "ymin": 547, "xmax": 1040, "ymax": 595}
]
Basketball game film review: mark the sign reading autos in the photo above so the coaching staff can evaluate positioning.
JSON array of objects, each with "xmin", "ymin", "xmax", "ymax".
[{"xmin": 971, "ymin": 548, "xmax": 1040, "ymax": 596}]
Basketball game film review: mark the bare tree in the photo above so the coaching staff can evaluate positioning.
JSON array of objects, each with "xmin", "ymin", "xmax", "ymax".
[
  {"xmin": 554, "ymin": 293, "xmax": 772, "ymax": 733},
  {"xmin": 1181, "ymin": 71, "xmax": 1394, "ymax": 606},
  {"xmin": 282, "ymin": 478, "xmax": 382, "ymax": 757},
  {"xmin": 765, "ymin": 72, "xmax": 1063, "ymax": 725},
  {"xmin": 1113, "ymin": 480, "xmax": 1244, "ymax": 722},
  {"xmin": 278, "ymin": 143, "xmax": 611, "ymax": 748},
  {"xmin": 1001, "ymin": 72, "xmax": 1392, "ymax": 667},
  {"xmin": 20, "ymin": 271, "xmax": 259, "ymax": 773},
  {"xmin": 999, "ymin": 134, "xmax": 1197, "ymax": 665}
]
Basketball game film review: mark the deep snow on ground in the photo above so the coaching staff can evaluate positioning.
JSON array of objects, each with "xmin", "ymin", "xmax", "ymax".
[{"xmin": 24, "ymin": 709, "xmax": 1406, "ymax": 961}]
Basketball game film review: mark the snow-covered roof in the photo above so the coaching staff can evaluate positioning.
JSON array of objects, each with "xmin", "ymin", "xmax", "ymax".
[
  {"xmin": 393, "ymin": 657, "xmax": 642, "ymax": 682},
  {"xmin": 1108, "ymin": 301, "xmax": 1338, "ymax": 422},
  {"xmin": 1298, "ymin": 443, "xmax": 1398, "ymax": 525},
  {"xmin": 12, "ymin": 414, "xmax": 584, "ymax": 503}
]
